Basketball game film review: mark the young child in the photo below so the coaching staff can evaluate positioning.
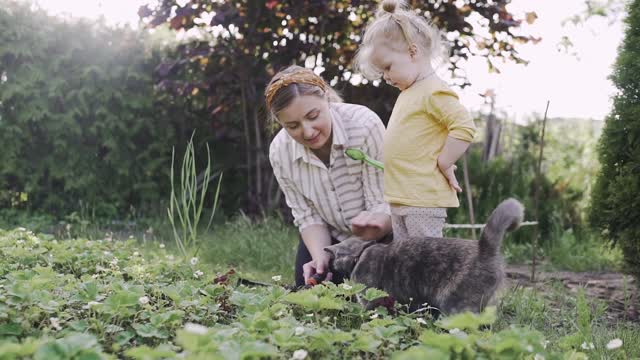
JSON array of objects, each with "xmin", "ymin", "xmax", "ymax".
[{"xmin": 355, "ymin": 0, "xmax": 477, "ymax": 239}]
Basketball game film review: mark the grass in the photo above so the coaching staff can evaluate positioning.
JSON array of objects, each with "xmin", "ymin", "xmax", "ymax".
[
  {"xmin": 198, "ymin": 214, "xmax": 299, "ymax": 282},
  {"xmin": 0, "ymin": 208, "xmax": 625, "ymax": 276},
  {"xmin": 495, "ymin": 283, "xmax": 640, "ymax": 358},
  {"xmin": 1, "ymin": 214, "xmax": 638, "ymax": 358}
]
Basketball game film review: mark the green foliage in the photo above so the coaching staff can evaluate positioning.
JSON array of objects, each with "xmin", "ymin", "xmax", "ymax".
[
  {"xmin": 589, "ymin": 0, "xmax": 640, "ymax": 282},
  {"xmin": 1, "ymin": 227, "xmax": 638, "ymax": 358},
  {"xmin": 448, "ymin": 121, "xmax": 585, "ymax": 248},
  {"xmin": 0, "ymin": 1, "xmax": 177, "ymax": 216},
  {"xmin": 495, "ymin": 282, "xmax": 639, "ymax": 358}
]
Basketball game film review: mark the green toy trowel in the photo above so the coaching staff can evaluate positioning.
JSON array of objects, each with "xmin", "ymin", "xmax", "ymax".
[{"xmin": 345, "ymin": 148, "xmax": 385, "ymax": 171}]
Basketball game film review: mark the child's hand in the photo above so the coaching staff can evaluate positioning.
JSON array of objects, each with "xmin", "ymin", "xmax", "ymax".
[{"xmin": 439, "ymin": 164, "xmax": 463, "ymax": 193}]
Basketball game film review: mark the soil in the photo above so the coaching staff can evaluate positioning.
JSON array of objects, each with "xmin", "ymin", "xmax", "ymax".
[{"xmin": 506, "ymin": 265, "xmax": 639, "ymax": 323}]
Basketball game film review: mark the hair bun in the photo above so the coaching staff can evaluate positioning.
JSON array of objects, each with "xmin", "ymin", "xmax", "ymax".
[{"xmin": 381, "ymin": 0, "xmax": 397, "ymax": 14}]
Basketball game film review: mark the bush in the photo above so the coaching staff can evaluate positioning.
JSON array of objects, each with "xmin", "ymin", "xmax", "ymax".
[
  {"xmin": 589, "ymin": 0, "xmax": 640, "ymax": 282},
  {"xmin": 448, "ymin": 122, "xmax": 585, "ymax": 248},
  {"xmin": 0, "ymin": 1, "xmax": 176, "ymax": 215}
]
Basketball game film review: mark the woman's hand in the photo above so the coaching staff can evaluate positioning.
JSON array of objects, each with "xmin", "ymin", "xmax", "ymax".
[
  {"xmin": 302, "ymin": 253, "xmax": 333, "ymax": 284},
  {"xmin": 351, "ymin": 211, "xmax": 391, "ymax": 241}
]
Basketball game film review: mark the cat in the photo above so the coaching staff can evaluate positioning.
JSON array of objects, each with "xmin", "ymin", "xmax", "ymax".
[{"xmin": 324, "ymin": 198, "xmax": 524, "ymax": 315}]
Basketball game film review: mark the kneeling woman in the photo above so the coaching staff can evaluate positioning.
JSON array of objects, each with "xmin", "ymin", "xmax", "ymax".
[{"xmin": 266, "ymin": 65, "xmax": 391, "ymax": 287}]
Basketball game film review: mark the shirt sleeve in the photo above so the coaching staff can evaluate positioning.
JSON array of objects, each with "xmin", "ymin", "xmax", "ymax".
[
  {"xmin": 360, "ymin": 110, "xmax": 391, "ymax": 216},
  {"xmin": 269, "ymin": 143, "xmax": 325, "ymax": 232},
  {"xmin": 427, "ymin": 90, "xmax": 477, "ymax": 142}
]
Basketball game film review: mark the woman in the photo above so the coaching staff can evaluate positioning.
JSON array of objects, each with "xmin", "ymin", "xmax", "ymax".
[{"xmin": 266, "ymin": 65, "xmax": 392, "ymax": 287}]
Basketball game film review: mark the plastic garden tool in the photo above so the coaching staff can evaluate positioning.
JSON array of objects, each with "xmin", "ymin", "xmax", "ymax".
[{"xmin": 345, "ymin": 148, "xmax": 385, "ymax": 171}]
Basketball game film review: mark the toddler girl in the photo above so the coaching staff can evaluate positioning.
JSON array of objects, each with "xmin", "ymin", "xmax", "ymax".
[{"xmin": 355, "ymin": 0, "xmax": 477, "ymax": 239}]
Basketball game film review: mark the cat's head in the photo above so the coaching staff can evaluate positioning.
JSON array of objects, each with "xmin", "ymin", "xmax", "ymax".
[{"xmin": 324, "ymin": 236, "xmax": 374, "ymax": 276}]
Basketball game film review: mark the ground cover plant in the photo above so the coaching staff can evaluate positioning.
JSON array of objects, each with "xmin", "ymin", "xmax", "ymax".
[{"xmin": 1, "ymin": 227, "xmax": 637, "ymax": 359}]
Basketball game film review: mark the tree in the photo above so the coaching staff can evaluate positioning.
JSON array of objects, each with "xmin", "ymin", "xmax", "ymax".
[
  {"xmin": 139, "ymin": 0, "xmax": 538, "ymax": 214},
  {"xmin": 589, "ymin": 0, "xmax": 640, "ymax": 281}
]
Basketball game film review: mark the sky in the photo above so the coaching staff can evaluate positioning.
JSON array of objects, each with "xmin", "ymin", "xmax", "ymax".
[{"xmin": 33, "ymin": 0, "xmax": 625, "ymax": 121}]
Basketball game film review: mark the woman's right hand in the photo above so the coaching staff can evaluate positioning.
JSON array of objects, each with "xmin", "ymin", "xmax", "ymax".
[
  {"xmin": 302, "ymin": 254, "xmax": 333, "ymax": 285},
  {"xmin": 351, "ymin": 211, "xmax": 392, "ymax": 241}
]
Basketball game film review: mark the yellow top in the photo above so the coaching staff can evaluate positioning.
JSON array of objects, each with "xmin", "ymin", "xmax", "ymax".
[{"xmin": 383, "ymin": 77, "xmax": 477, "ymax": 208}]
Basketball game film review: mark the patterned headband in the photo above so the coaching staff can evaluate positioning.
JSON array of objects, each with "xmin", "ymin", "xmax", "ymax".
[{"xmin": 265, "ymin": 69, "xmax": 329, "ymax": 111}]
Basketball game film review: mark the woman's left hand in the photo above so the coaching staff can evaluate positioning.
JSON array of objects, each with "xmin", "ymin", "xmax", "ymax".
[{"xmin": 351, "ymin": 211, "xmax": 391, "ymax": 241}]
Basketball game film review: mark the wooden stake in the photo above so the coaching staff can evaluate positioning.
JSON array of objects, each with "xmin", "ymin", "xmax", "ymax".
[
  {"xmin": 531, "ymin": 101, "xmax": 550, "ymax": 282},
  {"xmin": 462, "ymin": 152, "xmax": 476, "ymax": 239}
]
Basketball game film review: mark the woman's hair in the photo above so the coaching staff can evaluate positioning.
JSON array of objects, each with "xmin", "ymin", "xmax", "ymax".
[
  {"xmin": 264, "ymin": 65, "xmax": 342, "ymax": 124},
  {"xmin": 354, "ymin": 0, "xmax": 448, "ymax": 80}
]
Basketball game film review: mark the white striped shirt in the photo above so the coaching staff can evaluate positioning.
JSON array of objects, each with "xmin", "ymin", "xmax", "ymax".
[{"xmin": 269, "ymin": 102, "xmax": 389, "ymax": 241}]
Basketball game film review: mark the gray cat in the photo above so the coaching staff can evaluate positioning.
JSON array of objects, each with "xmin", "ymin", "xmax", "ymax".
[{"xmin": 324, "ymin": 198, "xmax": 524, "ymax": 315}]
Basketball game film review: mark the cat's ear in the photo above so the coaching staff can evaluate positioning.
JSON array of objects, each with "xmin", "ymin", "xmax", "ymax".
[{"xmin": 324, "ymin": 244, "xmax": 340, "ymax": 259}]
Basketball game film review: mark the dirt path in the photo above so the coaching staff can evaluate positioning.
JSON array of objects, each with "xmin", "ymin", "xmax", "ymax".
[{"xmin": 505, "ymin": 265, "xmax": 639, "ymax": 323}]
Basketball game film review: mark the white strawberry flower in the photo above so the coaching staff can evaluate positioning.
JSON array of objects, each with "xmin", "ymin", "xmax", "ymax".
[
  {"xmin": 341, "ymin": 283, "xmax": 353, "ymax": 290},
  {"xmin": 190, "ymin": 257, "xmax": 198, "ymax": 266},
  {"xmin": 159, "ymin": 243, "xmax": 165, "ymax": 249},
  {"xmin": 416, "ymin": 317, "xmax": 427, "ymax": 325},
  {"xmin": 193, "ymin": 270, "xmax": 204, "ymax": 279},
  {"xmin": 292, "ymin": 349, "xmax": 308, "ymax": 360},
  {"xmin": 184, "ymin": 322, "xmax": 208, "ymax": 335},
  {"xmin": 294, "ymin": 326, "xmax": 305, "ymax": 336},
  {"xmin": 271, "ymin": 275, "xmax": 282, "ymax": 282},
  {"xmin": 581, "ymin": 342, "xmax": 595, "ymax": 350},
  {"xmin": 606, "ymin": 338, "xmax": 623, "ymax": 350},
  {"xmin": 50, "ymin": 317, "xmax": 62, "ymax": 330},
  {"xmin": 138, "ymin": 296, "xmax": 150, "ymax": 305}
]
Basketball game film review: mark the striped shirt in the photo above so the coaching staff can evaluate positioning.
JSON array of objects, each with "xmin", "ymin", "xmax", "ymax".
[{"xmin": 269, "ymin": 102, "xmax": 389, "ymax": 241}]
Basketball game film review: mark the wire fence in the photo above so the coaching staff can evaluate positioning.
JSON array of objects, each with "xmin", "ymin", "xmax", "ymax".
[{"xmin": 444, "ymin": 221, "xmax": 538, "ymax": 229}]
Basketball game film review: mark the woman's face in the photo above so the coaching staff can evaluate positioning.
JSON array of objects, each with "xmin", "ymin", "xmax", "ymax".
[{"xmin": 276, "ymin": 95, "xmax": 332, "ymax": 150}]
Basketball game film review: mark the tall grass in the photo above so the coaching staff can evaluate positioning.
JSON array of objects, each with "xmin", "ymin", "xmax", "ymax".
[
  {"xmin": 199, "ymin": 214, "xmax": 299, "ymax": 282},
  {"xmin": 167, "ymin": 133, "xmax": 222, "ymax": 259}
]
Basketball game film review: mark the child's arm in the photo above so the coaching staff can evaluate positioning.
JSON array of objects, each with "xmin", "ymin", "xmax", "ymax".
[
  {"xmin": 427, "ymin": 90, "xmax": 477, "ymax": 192},
  {"xmin": 437, "ymin": 136, "xmax": 471, "ymax": 192}
]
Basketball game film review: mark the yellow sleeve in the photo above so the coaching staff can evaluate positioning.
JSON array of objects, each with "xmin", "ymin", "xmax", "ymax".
[{"xmin": 426, "ymin": 90, "xmax": 477, "ymax": 142}]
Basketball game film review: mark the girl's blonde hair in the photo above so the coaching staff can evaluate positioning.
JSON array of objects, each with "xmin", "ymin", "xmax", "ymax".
[
  {"xmin": 355, "ymin": 0, "xmax": 448, "ymax": 80},
  {"xmin": 264, "ymin": 65, "xmax": 342, "ymax": 124}
]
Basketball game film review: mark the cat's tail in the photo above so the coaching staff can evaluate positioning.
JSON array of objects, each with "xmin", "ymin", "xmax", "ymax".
[{"xmin": 478, "ymin": 198, "xmax": 524, "ymax": 257}]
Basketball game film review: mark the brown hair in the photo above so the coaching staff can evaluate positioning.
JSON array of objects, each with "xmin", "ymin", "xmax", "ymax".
[{"xmin": 264, "ymin": 65, "xmax": 342, "ymax": 124}]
